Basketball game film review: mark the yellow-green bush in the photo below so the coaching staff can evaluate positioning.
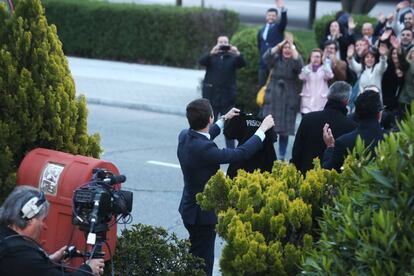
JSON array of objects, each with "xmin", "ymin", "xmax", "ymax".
[{"xmin": 197, "ymin": 161, "xmax": 340, "ymax": 275}]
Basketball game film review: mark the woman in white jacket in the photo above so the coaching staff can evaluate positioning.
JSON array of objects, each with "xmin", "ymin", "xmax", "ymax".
[{"xmin": 347, "ymin": 43, "xmax": 388, "ymax": 98}]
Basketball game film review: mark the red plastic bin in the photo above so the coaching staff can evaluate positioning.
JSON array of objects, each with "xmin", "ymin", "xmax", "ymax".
[{"xmin": 17, "ymin": 148, "xmax": 121, "ymax": 263}]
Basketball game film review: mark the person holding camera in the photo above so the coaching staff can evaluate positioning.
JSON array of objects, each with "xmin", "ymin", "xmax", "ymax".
[
  {"xmin": 199, "ymin": 35, "xmax": 246, "ymax": 148},
  {"xmin": 0, "ymin": 185, "xmax": 105, "ymax": 276}
]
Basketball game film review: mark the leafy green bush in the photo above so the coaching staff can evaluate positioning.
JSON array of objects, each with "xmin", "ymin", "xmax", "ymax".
[
  {"xmin": 302, "ymin": 106, "xmax": 414, "ymax": 275},
  {"xmin": 230, "ymin": 27, "xmax": 260, "ymax": 113},
  {"xmin": 42, "ymin": 0, "xmax": 239, "ymax": 68},
  {"xmin": 197, "ymin": 161, "xmax": 340, "ymax": 275},
  {"xmin": 0, "ymin": 0, "xmax": 100, "ymax": 200},
  {"xmin": 231, "ymin": 27, "xmax": 311, "ymax": 114},
  {"xmin": 111, "ymin": 224, "xmax": 205, "ymax": 276},
  {"xmin": 313, "ymin": 13, "xmax": 377, "ymax": 47}
]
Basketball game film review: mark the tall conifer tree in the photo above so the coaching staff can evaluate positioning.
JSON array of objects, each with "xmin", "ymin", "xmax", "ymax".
[{"xmin": 0, "ymin": 0, "xmax": 101, "ymax": 200}]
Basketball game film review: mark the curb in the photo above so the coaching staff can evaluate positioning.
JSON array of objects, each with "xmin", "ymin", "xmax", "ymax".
[{"xmin": 86, "ymin": 97, "xmax": 186, "ymax": 116}]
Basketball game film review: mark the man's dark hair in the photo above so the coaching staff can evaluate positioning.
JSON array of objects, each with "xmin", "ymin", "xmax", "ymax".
[
  {"xmin": 401, "ymin": 27, "xmax": 414, "ymax": 36},
  {"xmin": 267, "ymin": 8, "xmax": 278, "ymax": 15},
  {"xmin": 186, "ymin": 98, "xmax": 213, "ymax": 130},
  {"xmin": 355, "ymin": 91, "xmax": 383, "ymax": 120},
  {"xmin": 323, "ymin": 40, "xmax": 338, "ymax": 51}
]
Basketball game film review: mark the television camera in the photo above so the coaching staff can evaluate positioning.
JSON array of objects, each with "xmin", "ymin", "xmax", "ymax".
[{"xmin": 70, "ymin": 168, "xmax": 133, "ymax": 258}]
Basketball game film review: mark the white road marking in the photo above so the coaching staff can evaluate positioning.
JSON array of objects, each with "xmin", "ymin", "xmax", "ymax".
[{"xmin": 147, "ymin": 160, "xmax": 181, "ymax": 169}]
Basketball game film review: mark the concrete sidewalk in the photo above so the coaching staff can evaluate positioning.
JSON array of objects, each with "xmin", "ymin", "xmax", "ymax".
[{"xmin": 68, "ymin": 57, "xmax": 204, "ymax": 116}]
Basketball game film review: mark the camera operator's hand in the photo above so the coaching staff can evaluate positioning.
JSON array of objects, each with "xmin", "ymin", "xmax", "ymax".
[
  {"xmin": 86, "ymin": 258, "xmax": 105, "ymax": 276},
  {"xmin": 259, "ymin": 115, "xmax": 275, "ymax": 132},
  {"xmin": 49, "ymin": 245, "xmax": 67, "ymax": 263}
]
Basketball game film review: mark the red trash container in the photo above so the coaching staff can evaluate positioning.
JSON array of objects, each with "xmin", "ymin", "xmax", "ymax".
[{"xmin": 17, "ymin": 148, "xmax": 122, "ymax": 264}]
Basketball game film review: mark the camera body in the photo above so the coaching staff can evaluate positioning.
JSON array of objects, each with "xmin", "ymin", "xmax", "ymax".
[
  {"xmin": 219, "ymin": 45, "xmax": 231, "ymax": 51},
  {"xmin": 72, "ymin": 168, "xmax": 133, "ymax": 234}
]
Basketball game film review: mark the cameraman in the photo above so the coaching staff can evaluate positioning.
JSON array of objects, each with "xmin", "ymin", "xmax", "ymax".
[
  {"xmin": 0, "ymin": 185, "xmax": 104, "ymax": 276},
  {"xmin": 199, "ymin": 35, "xmax": 246, "ymax": 148}
]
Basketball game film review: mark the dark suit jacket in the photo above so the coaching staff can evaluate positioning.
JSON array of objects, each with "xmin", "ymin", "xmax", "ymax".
[
  {"xmin": 322, "ymin": 118, "xmax": 384, "ymax": 171},
  {"xmin": 257, "ymin": 10, "xmax": 287, "ymax": 68},
  {"xmin": 291, "ymin": 100, "xmax": 357, "ymax": 174},
  {"xmin": 177, "ymin": 124, "xmax": 262, "ymax": 225}
]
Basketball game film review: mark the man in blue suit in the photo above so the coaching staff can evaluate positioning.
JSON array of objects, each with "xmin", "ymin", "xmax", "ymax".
[
  {"xmin": 322, "ymin": 90, "xmax": 384, "ymax": 171},
  {"xmin": 257, "ymin": 0, "xmax": 287, "ymax": 86},
  {"xmin": 177, "ymin": 98, "xmax": 274, "ymax": 275}
]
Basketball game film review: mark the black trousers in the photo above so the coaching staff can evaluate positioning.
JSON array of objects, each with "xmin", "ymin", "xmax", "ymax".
[{"xmin": 184, "ymin": 223, "xmax": 216, "ymax": 276}]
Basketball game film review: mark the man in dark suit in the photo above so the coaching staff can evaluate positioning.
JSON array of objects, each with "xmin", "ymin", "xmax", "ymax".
[
  {"xmin": 177, "ymin": 99, "xmax": 274, "ymax": 276},
  {"xmin": 199, "ymin": 35, "xmax": 246, "ymax": 148},
  {"xmin": 291, "ymin": 81, "xmax": 357, "ymax": 175},
  {"xmin": 257, "ymin": 0, "xmax": 287, "ymax": 86},
  {"xmin": 322, "ymin": 90, "xmax": 384, "ymax": 171}
]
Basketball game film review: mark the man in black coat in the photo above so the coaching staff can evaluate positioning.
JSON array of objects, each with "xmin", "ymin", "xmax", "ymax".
[
  {"xmin": 0, "ymin": 186, "xmax": 104, "ymax": 276},
  {"xmin": 322, "ymin": 90, "xmax": 384, "ymax": 171},
  {"xmin": 199, "ymin": 35, "xmax": 246, "ymax": 148},
  {"xmin": 291, "ymin": 81, "xmax": 357, "ymax": 175},
  {"xmin": 257, "ymin": 0, "xmax": 287, "ymax": 86},
  {"xmin": 177, "ymin": 99, "xmax": 274, "ymax": 276}
]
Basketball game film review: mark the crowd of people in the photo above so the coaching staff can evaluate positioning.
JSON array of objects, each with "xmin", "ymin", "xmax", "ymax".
[{"xmin": 188, "ymin": 0, "xmax": 414, "ymax": 274}]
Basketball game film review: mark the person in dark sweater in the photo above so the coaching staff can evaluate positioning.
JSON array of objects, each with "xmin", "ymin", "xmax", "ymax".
[
  {"xmin": 322, "ymin": 90, "xmax": 384, "ymax": 171},
  {"xmin": 224, "ymin": 112, "xmax": 278, "ymax": 178},
  {"xmin": 291, "ymin": 81, "xmax": 357, "ymax": 175},
  {"xmin": 0, "ymin": 186, "xmax": 104, "ymax": 276}
]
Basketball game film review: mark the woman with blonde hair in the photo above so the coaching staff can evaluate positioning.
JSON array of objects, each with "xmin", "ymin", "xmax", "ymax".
[{"xmin": 262, "ymin": 34, "xmax": 303, "ymax": 160}]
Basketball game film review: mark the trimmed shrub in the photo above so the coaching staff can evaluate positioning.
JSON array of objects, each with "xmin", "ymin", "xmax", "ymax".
[
  {"xmin": 197, "ymin": 161, "xmax": 340, "ymax": 275},
  {"xmin": 0, "ymin": 0, "xmax": 101, "ymax": 200},
  {"xmin": 302, "ymin": 107, "xmax": 414, "ymax": 274},
  {"xmin": 231, "ymin": 27, "xmax": 310, "ymax": 114},
  {"xmin": 313, "ymin": 13, "xmax": 377, "ymax": 47},
  {"xmin": 111, "ymin": 224, "xmax": 205, "ymax": 275},
  {"xmin": 42, "ymin": 0, "xmax": 239, "ymax": 68}
]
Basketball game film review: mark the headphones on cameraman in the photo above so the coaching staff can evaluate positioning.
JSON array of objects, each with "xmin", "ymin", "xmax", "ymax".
[{"xmin": 20, "ymin": 191, "xmax": 46, "ymax": 220}]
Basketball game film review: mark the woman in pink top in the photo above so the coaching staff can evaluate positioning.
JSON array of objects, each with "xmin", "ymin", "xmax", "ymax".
[{"xmin": 299, "ymin": 48, "xmax": 334, "ymax": 114}]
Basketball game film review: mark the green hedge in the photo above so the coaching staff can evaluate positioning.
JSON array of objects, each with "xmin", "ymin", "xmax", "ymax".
[
  {"xmin": 313, "ymin": 13, "xmax": 377, "ymax": 47},
  {"xmin": 110, "ymin": 224, "xmax": 204, "ymax": 275},
  {"xmin": 42, "ymin": 0, "xmax": 239, "ymax": 67}
]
